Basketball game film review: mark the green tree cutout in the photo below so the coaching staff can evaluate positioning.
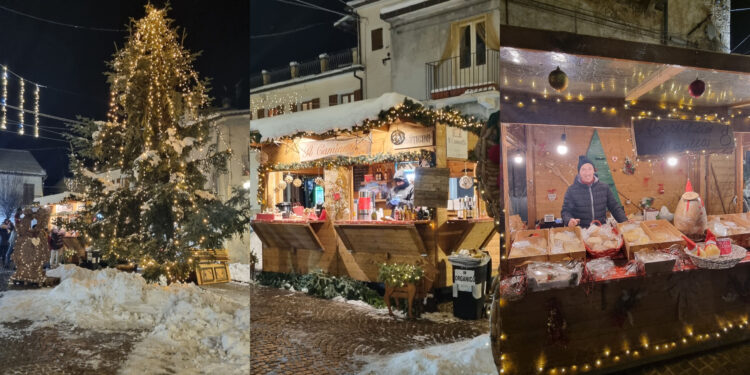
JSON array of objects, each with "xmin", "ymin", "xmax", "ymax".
[
  {"xmin": 586, "ymin": 130, "xmax": 622, "ymax": 206},
  {"xmin": 65, "ymin": 5, "xmax": 251, "ymax": 282}
]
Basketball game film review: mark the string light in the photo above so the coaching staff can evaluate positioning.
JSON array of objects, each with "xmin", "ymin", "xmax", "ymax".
[
  {"xmin": 34, "ymin": 84, "xmax": 40, "ymax": 137},
  {"xmin": 17, "ymin": 79, "xmax": 24, "ymax": 134},
  {"xmin": 1, "ymin": 66, "xmax": 6, "ymax": 129}
]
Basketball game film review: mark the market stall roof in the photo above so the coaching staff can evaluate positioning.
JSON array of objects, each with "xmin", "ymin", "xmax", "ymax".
[
  {"xmin": 34, "ymin": 192, "xmax": 72, "ymax": 206},
  {"xmin": 498, "ymin": 25, "xmax": 750, "ymax": 109},
  {"xmin": 250, "ymin": 92, "xmax": 417, "ymax": 141}
]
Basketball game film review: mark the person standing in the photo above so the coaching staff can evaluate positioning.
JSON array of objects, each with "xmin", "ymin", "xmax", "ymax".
[
  {"xmin": 0, "ymin": 219, "xmax": 11, "ymax": 267},
  {"xmin": 561, "ymin": 156, "xmax": 627, "ymax": 227},
  {"xmin": 386, "ymin": 169, "xmax": 414, "ymax": 209},
  {"xmin": 49, "ymin": 226, "xmax": 65, "ymax": 269}
]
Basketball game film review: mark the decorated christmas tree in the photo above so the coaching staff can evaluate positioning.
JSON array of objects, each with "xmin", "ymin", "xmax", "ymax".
[{"xmin": 66, "ymin": 5, "xmax": 250, "ymax": 282}]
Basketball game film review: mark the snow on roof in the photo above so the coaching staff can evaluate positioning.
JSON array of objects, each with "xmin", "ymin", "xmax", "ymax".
[
  {"xmin": 34, "ymin": 191, "xmax": 72, "ymax": 206},
  {"xmin": 250, "ymin": 92, "xmax": 418, "ymax": 141}
]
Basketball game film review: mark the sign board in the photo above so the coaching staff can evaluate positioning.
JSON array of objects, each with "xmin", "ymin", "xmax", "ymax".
[
  {"xmin": 632, "ymin": 119, "xmax": 734, "ymax": 156},
  {"xmin": 446, "ymin": 127, "xmax": 468, "ymax": 159},
  {"xmin": 454, "ymin": 269, "xmax": 475, "ymax": 292},
  {"xmin": 297, "ymin": 137, "xmax": 371, "ymax": 162},
  {"xmin": 391, "ymin": 125, "xmax": 434, "ymax": 150},
  {"xmin": 413, "ymin": 168, "xmax": 449, "ymax": 207}
]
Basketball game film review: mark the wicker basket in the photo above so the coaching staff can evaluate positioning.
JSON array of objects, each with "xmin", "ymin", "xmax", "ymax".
[
  {"xmin": 583, "ymin": 220, "xmax": 624, "ymax": 258},
  {"xmin": 475, "ymin": 111, "xmax": 501, "ymax": 221},
  {"xmin": 685, "ymin": 243, "xmax": 747, "ymax": 269}
]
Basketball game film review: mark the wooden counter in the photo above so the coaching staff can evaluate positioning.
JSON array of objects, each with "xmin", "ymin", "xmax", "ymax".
[
  {"xmin": 490, "ymin": 256, "xmax": 750, "ymax": 374},
  {"xmin": 251, "ymin": 220, "xmax": 338, "ymax": 274}
]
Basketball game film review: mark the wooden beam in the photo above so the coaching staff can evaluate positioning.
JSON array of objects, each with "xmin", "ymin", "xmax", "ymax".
[
  {"xmin": 729, "ymin": 100, "xmax": 750, "ymax": 109},
  {"xmin": 736, "ymin": 138, "xmax": 743, "ymax": 213},
  {"xmin": 624, "ymin": 66, "xmax": 686, "ymax": 101},
  {"xmin": 500, "ymin": 25, "xmax": 750, "ymax": 74},
  {"xmin": 525, "ymin": 126, "xmax": 536, "ymax": 229}
]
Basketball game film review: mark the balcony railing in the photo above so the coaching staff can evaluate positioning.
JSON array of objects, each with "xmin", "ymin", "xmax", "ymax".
[
  {"xmin": 251, "ymin": 48, "xmax": 358, "ymax": 90},
  {"xmin": 425, "ymin": 49, "xmax": 499, "ymax": 100}
]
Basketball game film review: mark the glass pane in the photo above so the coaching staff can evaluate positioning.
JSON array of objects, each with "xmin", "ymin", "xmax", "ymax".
[
  {"xmin": 476, "ymin": 22, "xmax": 486, "ymax": 66},
  {"xmin": 744, "ymin": 150, "xmax": 750, "ymax": 212},
  {"xmin": 460, "ymin": 26, "xmax": 471, "ymax": 68}
]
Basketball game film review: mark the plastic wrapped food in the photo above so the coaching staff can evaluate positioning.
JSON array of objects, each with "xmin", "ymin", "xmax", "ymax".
[
  {"xmin": 526, "ymin": 261, "xmax": 583, "ymax": 291},
  {"xmin": 621, "ymin": 223, "xmax": 650, "ymax": 245},
  {"xmin": 706, "ymin": 218, "xmax": 747, "ymax": 236},
  {"xmin": 582, "ymin": 223, "xmax": 621, "ymax": 252},
  {"xmin": 585, "ymin": 257, "xmax": 616, "ymax": 279},
  {"xmin": 550, "ymin": 231, "xmax": 583, "ymax": 254}
]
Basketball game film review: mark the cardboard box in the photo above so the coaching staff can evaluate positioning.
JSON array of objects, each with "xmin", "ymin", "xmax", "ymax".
[
  {"xmin": 506, "ymin": 229, "xmax": 549, "ymax": 271},
  {"xmin": 548, "ymin": 227, "xmax": 586, "ymax": 262},
  {"xmin": 621, "ymin": 220, "xmax": 685, "ymax": 260}
]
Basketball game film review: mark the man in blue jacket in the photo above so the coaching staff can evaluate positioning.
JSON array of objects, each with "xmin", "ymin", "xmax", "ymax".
[{"xmin": 561, "ymin": 156, "xmax": 627, "ymax": 227}]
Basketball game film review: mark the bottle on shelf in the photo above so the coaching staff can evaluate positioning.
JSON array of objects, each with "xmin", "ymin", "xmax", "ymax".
[{"xmin": 375, "ymin": 167, "xmax": 383, "ymax": 182}]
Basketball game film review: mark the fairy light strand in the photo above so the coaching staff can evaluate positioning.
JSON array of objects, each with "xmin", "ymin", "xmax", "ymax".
[
  {"xmin": 34, "ymin": 84, "xmax": 40, "ymax": 138},
  {"xmin": 18, "ymin": 79, "xmax": 24, "ymax": 134},
  {"xmin": 1, "ymin": 66, "xmax": 6, "ymax": 129}
]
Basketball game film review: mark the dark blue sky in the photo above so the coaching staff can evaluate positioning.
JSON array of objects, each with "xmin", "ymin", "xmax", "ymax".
[{"xmin": 0, "ymin": 0, "xmax": 249, "ymax": 193}]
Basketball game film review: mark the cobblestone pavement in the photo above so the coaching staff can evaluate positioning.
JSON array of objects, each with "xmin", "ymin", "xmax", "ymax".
[
  {"xmin": 251, "ymin": 282, "xmax": 750, "ymax": 375},
  {"xmin": 250, "ymin": 284, "xmax": 488, "ymax": 375}
]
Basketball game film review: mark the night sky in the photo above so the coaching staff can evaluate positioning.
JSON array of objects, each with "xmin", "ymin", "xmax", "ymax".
[{"xmin": 0, "ymin": 0, "xmax": 249, "ymax": 194}]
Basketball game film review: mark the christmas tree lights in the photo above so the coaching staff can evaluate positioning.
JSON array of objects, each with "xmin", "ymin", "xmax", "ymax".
[
  {"xmin": 18, "ymin": 79, "xmax": 24, "ymax": 134},
  {"xmin": 65, "ymin": 5, "xmax": 251, "ymax": 283}
]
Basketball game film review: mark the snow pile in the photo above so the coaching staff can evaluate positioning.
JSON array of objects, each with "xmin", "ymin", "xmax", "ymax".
[
  {"xmin": 135, "ymin": 150, "xmax": 161, "ymax": 167},
  {"xmin": 229, "ymin": 263, "xmax": 251, "ymax": 283},
  {"xmin": 166, "ymin": 127, "xmax": 196, "ymax": 154},
  {"xmin": 195, "ymin": 189, "xmax": 217, "ymax": 201},
  {"xmin": 0, "ymin": 265, "xmax": 249, "ymax": 374},
  {"xmin": 357, "ymin": 334, "xmax": 496, "ymax": 375}
]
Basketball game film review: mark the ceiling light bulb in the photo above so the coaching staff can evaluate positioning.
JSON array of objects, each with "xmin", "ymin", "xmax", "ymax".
[
  {"xmin": 557, "ymin": 143, "xmax": 568, "ymax": 155},
  {"xmin": 667, "ymin": 156, "xmax": 678, "ymax": 166},
  {"xmin": 513, "ymin": 153, "xmax": 524, "ymax": 164}
]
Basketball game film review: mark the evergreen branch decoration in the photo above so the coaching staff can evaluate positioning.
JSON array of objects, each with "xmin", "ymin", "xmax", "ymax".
[{"xmin": 378, "ymin": 263, "xmax": 424, "ymax": 288}]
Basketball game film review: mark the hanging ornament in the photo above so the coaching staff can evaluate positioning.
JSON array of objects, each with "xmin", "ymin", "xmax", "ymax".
[
  {"xmin": 390, "ymin": 129, "xmax": 405, "ymax": 145},
  {"xmin": 255, "ymin": 151, "xmax": 269, "ymax": 164},
  {"xmin": 658, "ymin": 183, "xmax": 664, "ymax": 195},
  {"xmin": 284, "ymin": 175, "xmax": 293, "ymax": 184},
  {"xmin": 293, "ymin": 178, "xmax": 303, "ymax": 188},
  {"xmin": 622, "ymin": 157, "xmax": 635, "ymax": 175},
  {"xmin": 314, "ymin": 177, "xmax": 324, "ymax": 186},
  {"xmin": 611, "ymin": 156, "xmax": 618, "ymax": 163},
  {"xmin": 547, "ymin": 189, "xmax": 557, "ymax": 201},
  {"xmin": 277, "ymin": 181, "xmax": 287, "ymax": 190},
  {"xmin": 689, "ymin": 78, "xmax": 705, "ymax": 98},
  {"xmin": 274, "ymin": 187, "xmax": 280, "ymax": 193},
  {"xmin": 548, "ymin": 66, "xmax": 568, "ymax": 92}
]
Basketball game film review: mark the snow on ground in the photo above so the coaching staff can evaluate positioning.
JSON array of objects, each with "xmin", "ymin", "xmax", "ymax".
[
  {"xmin": 0, "ymin": 265, "xmax": 249, "ymax": 374},
  {"xmin": 357, "ymin": 334, "xmax": 497, "ymax": 375},
  {"xmin": 330, "ymin": 296, "xmax": 465, "ymax": 324},
  {"xmin": 229, "ymin": 263, "xmax": 251, "ymax": 283}
]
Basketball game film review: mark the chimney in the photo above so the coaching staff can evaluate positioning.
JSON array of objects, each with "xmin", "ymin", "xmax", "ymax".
[
  {"xmin": 290, "ymin": 61, "xmax": 300, "ymax": 78},
  {"xmin": 261, "ymin": 69, "xmax": 270, "ymax": 85},
  {"xmin": 319, "ymin": 53, "xmax": 329, "ymax": 72}
]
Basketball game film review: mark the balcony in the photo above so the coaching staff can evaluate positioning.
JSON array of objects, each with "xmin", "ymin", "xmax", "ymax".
[
  {"xmin": 425, "ymin": 49, "xmax": 499, "ymax": 100},
  {"xmin": 251, "ymin": 48, "xmax": 359, "ymax": 90}
]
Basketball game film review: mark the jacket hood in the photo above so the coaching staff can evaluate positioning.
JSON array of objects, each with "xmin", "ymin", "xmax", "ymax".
[{"xmin": 393, "ymin": 169, "xmax": 407, "ymax": 181}]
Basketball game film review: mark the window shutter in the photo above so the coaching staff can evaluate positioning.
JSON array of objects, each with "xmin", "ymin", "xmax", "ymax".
[
  {"xmin": 371, "ymin": 28, "xmax": 383, "ymax": 51},
  {"xmin": 329, "ymin": 94, "xmax": 338, "ymax": 106},
  {"xmin": 312, "ymin": 98, "xmax": 320, "ymax": 109},
  {"xmin": 354, "ymin": 89, "xmax": 362, "ymax": 101}
]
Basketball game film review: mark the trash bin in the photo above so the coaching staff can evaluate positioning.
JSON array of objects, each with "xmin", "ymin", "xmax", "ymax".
[{"xmin": 448, "ymin": 253, "xmax": 491, "ymax": 320}]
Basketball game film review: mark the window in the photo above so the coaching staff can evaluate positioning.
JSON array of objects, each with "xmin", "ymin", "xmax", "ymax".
[
  {"xmin": 459, "ymin": 20, "xmax": 487, "ymax": 69},
  {"xmin": 256, "ymin": 109, "xmax": 265, "ymax": 119},
  {"xmin": 340, "ymin": 93, "xmax": 354, "ymax": 104},
  {"xmin": 329, "ymin": 94, "xmax": 338, "ymax": 107},
  {"xmin": 23, "ymin": 183, "xmax": 34, "ymax": 205},
  {"xmin": 300, "ymin": 98, "xmax": 320, "ymax": 111},
  {"xmin": 371, "ymin": 28, "xmax": 383, "ymax": 51}
]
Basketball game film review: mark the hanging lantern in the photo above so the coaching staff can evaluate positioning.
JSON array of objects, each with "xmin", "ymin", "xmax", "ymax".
[
  {"xmin": 689, "ymin": 79, "xmax": 705, "ymax": 98},
  {"xmin": 284, "ymin": 175, "xmax": 293, "ymax": 183},
  {"xmin": 548, "ymin": 66, "xmax": 568, "ymax": 92},
  {"xmin": 278, "ymin": 181, "xmax": 287, "ymax": 190},
  {"xmin": 314, "ymin": 177, "xmax": 324, "ymax": 186},
  {"xmin": 459, "ymin": 175, "xmax": 474, "ymax": 189},
  {"xmin": 293, "ymin": 178, "xmax": 303, "ymax": 188}
]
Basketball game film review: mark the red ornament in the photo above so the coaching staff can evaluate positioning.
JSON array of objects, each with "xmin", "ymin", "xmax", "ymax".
[
  {"xmin": 333, "ymin": 193, "xmax": 341, "ymax": 201},
  {"xmin": 689, "ymin": 79, "xmax": 705, "ymax": 98},
  {"xmin": 488, "ymin": 144, "xmax": 501, "ymax": 164}
]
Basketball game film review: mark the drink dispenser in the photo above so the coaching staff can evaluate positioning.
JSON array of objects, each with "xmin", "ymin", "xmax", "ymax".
[{"xmin": 357, "ymin": 189, "xmax": 376, "ymax": 220}]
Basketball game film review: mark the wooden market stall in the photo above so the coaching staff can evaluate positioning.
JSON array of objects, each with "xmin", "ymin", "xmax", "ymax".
[
  {"xmin": 250, "ymin": 93, "xmax": 500, "ymax": 288},
  {"xmin": 480, "ymin": 26, "xmax": 750, "ymax": 374},
  {"xmin": 34, "ymin": 192, "xmax": 87, "ymax": 261}
]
